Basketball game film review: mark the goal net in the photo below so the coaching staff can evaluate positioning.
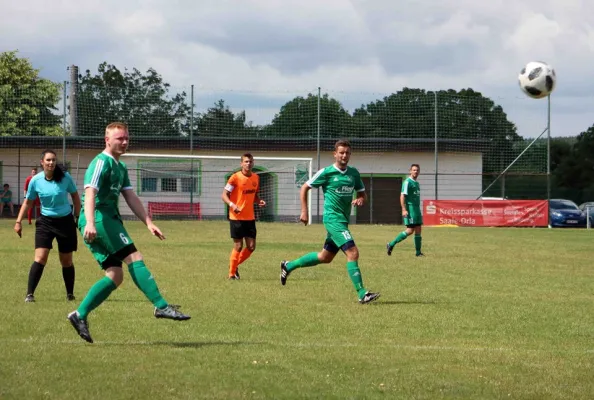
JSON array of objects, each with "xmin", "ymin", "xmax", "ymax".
[{"xmin": 120, "ymin": 153, "xmax": 313, "ymax": 223}]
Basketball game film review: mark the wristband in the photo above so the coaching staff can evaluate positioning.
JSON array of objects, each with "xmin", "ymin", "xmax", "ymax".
[{"xmin": 229, "ymin": 202, "xmax": 236, "ymax": 209}]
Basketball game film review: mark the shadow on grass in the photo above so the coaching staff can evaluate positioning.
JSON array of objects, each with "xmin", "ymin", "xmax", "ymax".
[
  {"xmin": 372, "ymin": 300, "xmax": 438, "ymax": 305},
  {"xmin": 96, "ymin": 340, "xmax": 260, "ymax": 348}
]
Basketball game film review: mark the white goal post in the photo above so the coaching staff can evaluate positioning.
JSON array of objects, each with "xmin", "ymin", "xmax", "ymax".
[{"xmin": 122, "ymin": 153, "xmax": 313, "ymax": 224}]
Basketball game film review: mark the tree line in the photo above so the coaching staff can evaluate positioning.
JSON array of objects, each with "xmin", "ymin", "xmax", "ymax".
[{"xmin": 1, "ymin": 51, "xmax": 593, "ymax": 203}]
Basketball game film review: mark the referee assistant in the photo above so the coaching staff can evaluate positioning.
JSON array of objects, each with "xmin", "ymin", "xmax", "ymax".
[{"xmin": 14, "ymin": 150, "xmax": 81, "ymax": 303}]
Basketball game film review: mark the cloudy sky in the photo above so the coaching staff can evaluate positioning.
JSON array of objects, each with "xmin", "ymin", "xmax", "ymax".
[{"xmin": 2, "ymin": 0, "xmax": 594, "ymax": 138}]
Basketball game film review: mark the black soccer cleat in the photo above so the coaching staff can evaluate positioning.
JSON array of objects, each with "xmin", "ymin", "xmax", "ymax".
[
  {"xmin": 25, "ymin": 294, "xmax": 35, "ymax": 303},
  {"xmin": 386, "ymin": 243, "xmax": 393, "ymax": 256},
  {"xmin": 67, "ymin": 294, "xmax": 76, "ymax": 301},
  {"xmin": 359, "ymin": 291, "xmax": 381, "ymax": 304},
  {"xmin": 68, "ymin": 311, "xmax": 93, "ymax": 343},
  {"xmin": 280, "ymin": 260, "xmax": 290, "ymax": 286},
  {"xmin": 416, "ymin": 252, "xmax": 425, "ymax": 257},
  {"xmin": 154, "ymin": 305, "xmax": 191, "ymax": 321}
]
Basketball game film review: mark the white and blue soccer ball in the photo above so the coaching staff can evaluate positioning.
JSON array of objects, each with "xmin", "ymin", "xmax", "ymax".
[{"xmin": 518, "ymin": 61, "xmax": 556, "ymax": 99}]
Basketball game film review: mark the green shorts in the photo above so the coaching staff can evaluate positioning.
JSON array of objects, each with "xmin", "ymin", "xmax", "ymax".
[
  {"xmin": 404, "ymin": 206, "xmax": 423, "ymax": 226},
  {"xmin": 324, "ymin": 220, "xmax": 355, "ymax": 250},
  {"xmin": 78, "ymin": 212, "xmax": 134, "ymax": 268}
]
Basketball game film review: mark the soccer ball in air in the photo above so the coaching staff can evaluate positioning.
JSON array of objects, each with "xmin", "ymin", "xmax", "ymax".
[{"xmin": 518, "ymin": 61, "xmax": 556, "ymax": 99}]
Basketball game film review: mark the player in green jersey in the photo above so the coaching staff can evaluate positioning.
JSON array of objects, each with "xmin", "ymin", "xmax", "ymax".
[
  {"xmin": 387, "ymin": 164, "xmax": 424, "ymax": 257},
  {"xmin": 280, "ymin": 140, "xmax": 380, "ymax": 304},
  {"xmin": 68, "ymin": 122, "xmax": 189, "ymax": 343}
]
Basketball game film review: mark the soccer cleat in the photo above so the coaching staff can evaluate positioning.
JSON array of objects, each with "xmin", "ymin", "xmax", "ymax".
[
  {"xmin": 235, "ymin": 268, "xmax": 240, "ymax": 280},
  {"xmin": 359, "ymin": 291, "xmax": 381, "ymax": 304},
  {"xmin": 280, "ymin": 260, "xmax": 290, "ymax": 286},
  {"xmin": 386, "ymin": 243, "xmax": 393, "ymax": 256},
  {"xmin": 416, "ymin": 252, "xmax": 425, "ymax": 257},
  {"xmin": 67, "ymin": 294, "xmax": 76, "ymax": 301},
  {"xmin": 67, "ymin": 311, "xmax": 93, "ymax": 343},
  {"xmin": 154, "ymin": 305, "xmax": 191, "ymax": 321},
  {"xmin": 25, "ymin": 294, "xmax": 35, "ymax": 303}
]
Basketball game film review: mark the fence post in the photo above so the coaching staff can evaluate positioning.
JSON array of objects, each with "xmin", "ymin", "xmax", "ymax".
[
  {"xmin": 190, "ymin": 85, "xmax": 195, "ymax": 215},
  {"xmin": 434, "ymin": 91, "xmax": 438, "ymax": 200},
  {"xmin": 316, "ymin": 86, "xmax": 321, "ymax": 223}
]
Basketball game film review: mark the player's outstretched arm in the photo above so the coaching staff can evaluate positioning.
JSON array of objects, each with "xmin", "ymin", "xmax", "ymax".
[
  {"xmin": 221, "ymin": 188, "xmax": 240, "ymax": 214},
  {"xmin": 70, "ymin": 191, "xmax": 81, "ymax": 221},
  {"xmin": 352, "ymin": 191, "xmax": 367, "ymax": 207},
  {"xmin": 121, "ymin": 189, "xmax": 165, "ymax": 240},
  {"xmin": 83, "ymin": 187, "xmax": 98, "ymax": 242},
  {"xmin": 299, "ymin": 183, "xmax": 311, "ymax": 225},
  {"xmin": 14, "ymin": 199, "xmax": 33, "ymax": 237}
]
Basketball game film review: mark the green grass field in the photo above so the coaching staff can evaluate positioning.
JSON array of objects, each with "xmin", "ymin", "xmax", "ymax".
[{"xmin": 0, "ymin": 219, "xmax": 592, "ymax": 399}]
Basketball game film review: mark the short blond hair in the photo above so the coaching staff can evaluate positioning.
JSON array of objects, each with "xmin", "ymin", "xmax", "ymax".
[{"xmin": 105, "ymin": 122, "xmax": 128, "ymax": 136}]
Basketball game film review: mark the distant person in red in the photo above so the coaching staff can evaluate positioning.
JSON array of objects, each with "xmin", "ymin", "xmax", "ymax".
[{"xmin": 24, "ymin": 167, "xmax": 41, "ymax": 224}]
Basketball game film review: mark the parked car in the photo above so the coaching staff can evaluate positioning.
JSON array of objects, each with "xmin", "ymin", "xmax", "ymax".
[
  {"xmin": 578, "ymin": 201, "xmax": 594, "ymax": 213},
  {"xmin": 549, "ymin": 199, "xmax": 589, "ymax": 228}
]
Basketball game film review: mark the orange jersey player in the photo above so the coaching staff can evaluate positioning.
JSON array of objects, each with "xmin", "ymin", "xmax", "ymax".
[{"xmin": 221, "ymin": 153, "xmax": 266, "ymax": 280}]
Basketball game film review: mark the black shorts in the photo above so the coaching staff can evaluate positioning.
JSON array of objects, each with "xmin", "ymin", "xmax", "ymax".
[
  {"xmin": 35, "ymin": 214, "xmax": 78, "ymax": 253},
  {"xmin": 230, "ymin": 220, "xmax": 257, "ymax": 239}
]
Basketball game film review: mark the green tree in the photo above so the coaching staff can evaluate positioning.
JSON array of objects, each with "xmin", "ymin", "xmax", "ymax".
[
  {"xmin": 0, "ymin": 50, "xmax": 62, "ymax": 136},
  {"xmin": 76, "ymin": 62, "xmax": 190, "ymax": 136},
  {"xmin": 552, "ymin": 125, "xmax": 594, "ymax": 203},
  {"xmin": 266, "ymin": 93, "xmax": 351, "ymax": 138},
  {"xmin": 196, "ymin": 100, "xmax": 256, "ymax": 137},
  {"xmin": 352, "ymin": 88, "xmax": 521, "ymax": 173}
]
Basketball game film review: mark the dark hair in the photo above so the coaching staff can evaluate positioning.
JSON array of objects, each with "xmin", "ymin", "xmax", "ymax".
[
  {"xmin": 334, "ymin": 139, "xmax": 351, "ymax": 151},
  {"xmin": 241, "ymin": 153, "xmax": 254, "ymax": 160},
  {"xmin": 40, "ymin": 149, "xmax": 65, "ymax": 183},
  {"xmin": 410, "ymin": 164, "xmax": 420, "ymax": 170},
  {"xmin": 3, "ymin": 183, "xmax": 8, "ymax": 188}
]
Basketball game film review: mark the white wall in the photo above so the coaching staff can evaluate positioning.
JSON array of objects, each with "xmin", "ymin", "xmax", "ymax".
[{"xmin": 0, "ymin": 148, "xmax": 482, "ymax": 219}]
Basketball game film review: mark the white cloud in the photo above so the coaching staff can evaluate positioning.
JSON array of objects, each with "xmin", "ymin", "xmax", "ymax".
[{"xmin": 1, "ymin": 0, "xmax": 594, "ymax": 136}]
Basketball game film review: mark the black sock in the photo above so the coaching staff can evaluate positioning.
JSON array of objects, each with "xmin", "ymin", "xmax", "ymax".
[
  {"xmin": 27, "ymin": 261, "xmax": 45, "ymax": 295},
  {"xmin": 62, "ymin": 265, "xmax": 75, "ymax": 295}
]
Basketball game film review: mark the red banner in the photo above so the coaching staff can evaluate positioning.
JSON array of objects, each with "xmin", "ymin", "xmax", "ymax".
[{"xmin": 422, "ymin": 200, "xmax": 549, "ymax": 227}]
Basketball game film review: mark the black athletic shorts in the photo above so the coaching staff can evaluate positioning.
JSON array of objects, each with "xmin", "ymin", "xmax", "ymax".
[
  {"xmin": 35, "ymin": 214, "xmax": 78, "ymax": 253},
  {"xmin": 229, "ymin": 220, "xmax": 257, "ymax": 239}
]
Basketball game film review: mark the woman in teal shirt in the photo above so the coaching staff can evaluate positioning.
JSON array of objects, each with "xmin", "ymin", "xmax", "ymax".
[{"xmin": 14, "ymin": 150, "xmax": 81, "ymax": 303}]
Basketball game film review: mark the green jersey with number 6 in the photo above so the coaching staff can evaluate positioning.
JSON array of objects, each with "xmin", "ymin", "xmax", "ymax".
[
  {"xmin": 307, "ymin": 165, "xmax": 365, "ymax": 224},
  {"xmin": 81, "ymin": 151, "xmax": 133, "ymax": 217},
  {"xmin": 79, "ymin": 151, "xmax": 135, "ymax": 267},
  {"xmin": 402, "ymin": 177, "xmax": 422, "ymax": 225}
]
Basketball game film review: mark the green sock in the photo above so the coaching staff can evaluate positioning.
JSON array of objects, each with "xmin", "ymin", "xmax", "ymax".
[
  {"xmin": 389, "ymin": 231, "xmax": 409, "ymax": 247},
  {"xmin": 77, "ymin": 276, "xmax": 117, "ymax": 320},
  {"xmin": 286, "ymin": 252, "xmax": 320, "ymax": 272},
  {"xmin": 128, "ymin": 261, "xmax": 168, "ymax": 309},
  {"xmin": 347, "ymin": 261, "xmax": 367, "ymax": 299},
  {"xmin": 414, "ymin": 234, "xmax": 422, "ymax": 255}
]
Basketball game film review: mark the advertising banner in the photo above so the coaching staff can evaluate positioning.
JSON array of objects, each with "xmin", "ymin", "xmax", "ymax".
[{"xmin": 423, "ymin": 200, "xmax": 549, "ymax": 227}]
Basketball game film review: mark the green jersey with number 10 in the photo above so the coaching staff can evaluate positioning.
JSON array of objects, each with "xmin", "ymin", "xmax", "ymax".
[{"xmin": 307, "ymin": 165, "xmax": 365, "ymax": 224}]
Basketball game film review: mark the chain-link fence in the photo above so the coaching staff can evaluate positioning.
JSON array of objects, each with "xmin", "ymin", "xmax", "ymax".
[{"xmin": 1, "ymin": 84, "xmax": 558, "ymax": 222}]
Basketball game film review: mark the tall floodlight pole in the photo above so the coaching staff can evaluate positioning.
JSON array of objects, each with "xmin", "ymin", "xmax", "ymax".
[{"xmin": 547, "ymin": 94, "xmax": 551, "ymax": 228}]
